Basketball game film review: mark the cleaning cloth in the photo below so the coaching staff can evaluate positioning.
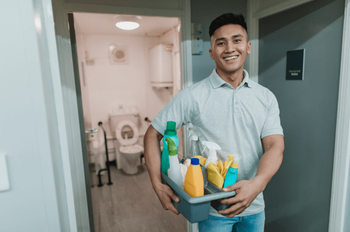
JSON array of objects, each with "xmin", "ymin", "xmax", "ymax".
[{"xmin": 206, "ymin": 154, "xmax": 234, "ymax": 188}]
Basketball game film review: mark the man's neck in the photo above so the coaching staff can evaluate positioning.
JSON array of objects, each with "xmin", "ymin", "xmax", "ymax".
[{"xmin": 216, "ymin": 68, "xmax": 244, "ymax": 89}]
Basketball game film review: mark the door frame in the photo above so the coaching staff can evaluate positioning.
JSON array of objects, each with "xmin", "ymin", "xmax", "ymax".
[
  {"xmin": 246, "ymin": 0, "xmax": 314, "ymax": 83},
  {"xmin": 50, "ymin": 0, "xmax": 192, "ymax": 231},
  {"xmin": 329, "ymin": 0, "xmax": 350, "ymax": 231},
  {"xmin": 247, "ymin": 0, "xmax": 350, "ymax": 231}
]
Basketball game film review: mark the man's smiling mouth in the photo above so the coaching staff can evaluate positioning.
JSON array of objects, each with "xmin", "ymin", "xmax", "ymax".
[{"xmin": 224, "ymin": 55, "xmax": 238, "ymax": 61}]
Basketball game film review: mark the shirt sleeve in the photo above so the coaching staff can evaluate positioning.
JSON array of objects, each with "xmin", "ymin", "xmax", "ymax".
[
  {"xmin": 151, "ymin": 89, "xmax": 193, "ymax": 135},
  {"xmin": 261, "ymin": 92, "xmax": 284, "ymax": 139}
]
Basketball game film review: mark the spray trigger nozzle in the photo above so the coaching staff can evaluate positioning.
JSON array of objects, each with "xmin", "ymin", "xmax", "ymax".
[
  {"xmin": 201, "ymin": 145, "xmax": 207, "ymax": 154},
  {"xmin": 201, "ymin": 141, "xmax": 221, "ymax": 156}
]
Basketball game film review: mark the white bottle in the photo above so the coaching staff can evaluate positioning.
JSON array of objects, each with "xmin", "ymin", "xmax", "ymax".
[
  {"xmin": 202, "ymin": 141, "xmax": 221, "ymax": 167},
  {"xmin": 166, "ymin": 137, "xmax": 184, "ymax": 188},
  {"xmin": 168, "ymin": 155, "xmax": 184, "ymax": 188}
]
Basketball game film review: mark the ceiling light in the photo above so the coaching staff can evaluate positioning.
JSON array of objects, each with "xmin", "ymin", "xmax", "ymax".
[
  {"xmin": 116, "ymin": 21, "xmax": 139, "ymax": 30},
  {"xmin": 114, "ymin": 15, "xmax": 141, "ymax": 31}
]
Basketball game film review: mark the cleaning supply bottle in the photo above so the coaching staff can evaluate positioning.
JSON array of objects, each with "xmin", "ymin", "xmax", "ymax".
[
  {"xmin": 186, "ymin": 134, "xmax": 201, "ymax": 160},
  {"xmin": 223, "ymin": 155, "xmax": 240, "ymax": 188},
  {"xmin": 179, "ymin": 163, "xmax": 188, "ymax": 186},
  {"xmin": 202, "ymin": 141, "xmax": 221, "ymax": 167},
  {"xmin": 222, "ymin": 154, "xmax": 234, "ymax": 178},
  {"xmin": 166, "ymin": 137, "xmax": 183, "ymax": 187},
  {"xmin": 184, "ymin": 158, "xmax": 204, "ymax": 197},
  {"xmin": 161, "ymin": 121, "xmax": 179, "ymax": 175},
  {"xmin": 181, "ymin": 124, "xmax": 201, "ymax": 162}
]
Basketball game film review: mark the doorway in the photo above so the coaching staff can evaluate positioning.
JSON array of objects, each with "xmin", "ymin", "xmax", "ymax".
[{"xmin": 68, "ymin": 12, "xmax": 187, "ymax": 231}]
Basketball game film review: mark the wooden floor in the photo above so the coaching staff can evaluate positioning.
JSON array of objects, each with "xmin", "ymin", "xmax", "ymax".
[{"xmin": 90, "ymin": 164, "xmax": 187, "ymax": 232}]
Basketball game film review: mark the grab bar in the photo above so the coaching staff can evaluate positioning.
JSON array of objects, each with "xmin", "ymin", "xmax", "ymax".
[{"xmin": 97, "ymin": 121, "xmax": 113, "ymax": 187}]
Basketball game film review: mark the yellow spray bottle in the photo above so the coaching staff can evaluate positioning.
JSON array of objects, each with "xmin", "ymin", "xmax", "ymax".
[{"xmin": 184, "ymin": 158, "xmax": 204, "ymax": 197}]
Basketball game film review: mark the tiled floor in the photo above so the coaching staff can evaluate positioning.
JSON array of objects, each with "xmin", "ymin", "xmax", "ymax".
[{"xmin": 90, "ymin": 164, "xmax": 187, "ymax": 232}]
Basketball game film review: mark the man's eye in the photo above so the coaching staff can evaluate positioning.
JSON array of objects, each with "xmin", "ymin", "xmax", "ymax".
[
  {"xmin": 234, "ymin": 39, "xmax": 241, "ymax": 43},
  {"xmin": 217, "ymin": 42, "xmax": 224, "ymax": 46}
]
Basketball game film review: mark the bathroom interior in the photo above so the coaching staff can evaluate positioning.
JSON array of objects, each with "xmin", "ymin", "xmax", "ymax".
[{"xmin": 73, "ymin": 12, "xmax": 187, "ymax": 231}]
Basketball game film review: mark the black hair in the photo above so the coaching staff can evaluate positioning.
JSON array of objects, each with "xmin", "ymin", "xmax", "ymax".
[{"xmin": 209, "ymin": 13, "xmax": 248, "ymax": 37}]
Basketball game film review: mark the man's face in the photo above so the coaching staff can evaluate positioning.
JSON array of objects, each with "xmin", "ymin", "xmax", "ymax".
[{"xmin": 209, "ymin": 24, "xmax": 251, "ymax": 76}]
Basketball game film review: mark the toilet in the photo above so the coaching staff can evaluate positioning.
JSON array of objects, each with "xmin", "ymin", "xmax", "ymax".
[
  {"xmin": 109, "ymin": 108, "xmax": 144, "ymax": 175},
  {"xmin": 116, "ymin": 120, "xmax": 143, "ymax": 174}
]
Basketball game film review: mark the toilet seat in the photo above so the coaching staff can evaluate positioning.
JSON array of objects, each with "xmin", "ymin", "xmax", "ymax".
[{"xmin": 116, "ymin": 120, "xmax": 139, "ymax": 146}]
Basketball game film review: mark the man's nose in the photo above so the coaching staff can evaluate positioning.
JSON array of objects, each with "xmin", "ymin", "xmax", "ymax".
[{"xmin": 225, "ymin": 41, "xmax": 235, "ymax": 53}]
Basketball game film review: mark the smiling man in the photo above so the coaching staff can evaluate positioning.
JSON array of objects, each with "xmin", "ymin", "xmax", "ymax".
[{"xmin": 144, "ymin": 13, "xmax": 284, "ymax": 232}]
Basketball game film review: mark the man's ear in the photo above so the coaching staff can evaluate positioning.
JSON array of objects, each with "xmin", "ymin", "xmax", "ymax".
[
  {"xmin": 209, "ymin": 48, "xmax": 214, "ymax": 60},
  {"xmin": 247, "ymin": 41, "xmax": 252, "ymax": 55}
]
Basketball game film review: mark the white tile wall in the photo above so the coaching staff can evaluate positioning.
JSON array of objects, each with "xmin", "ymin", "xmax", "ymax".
[
  {"xmin": 76, "ymin": 31, "xmax": 183, "ymax": 159},
  {"xmin": 77, "ymin": 34, "xmax": 173, "ymax": 135}
]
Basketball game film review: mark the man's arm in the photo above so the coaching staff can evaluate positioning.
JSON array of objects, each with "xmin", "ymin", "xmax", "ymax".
[
  {"xmin": 218, "ymin": 134, "xmax": 284, "ymax": 217},
  {"xmin": 143, "ymin": 125, "xmax": 180, "ymax": 214}
]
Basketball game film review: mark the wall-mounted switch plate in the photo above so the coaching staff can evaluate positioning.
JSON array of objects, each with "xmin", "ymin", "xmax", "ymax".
[
  {"xmin": 0, "ymin": 153, "xmax": 10, "ymax": 192},
  {"xmin": 192, "ymin": 33, "xmax": 203, "ymax": 55},
  {"xmin": 286, "ymin": 49, "xmax": 305, "ymax": 80},
  {"xmin": 191, "ymin": 22, "xmax": 203, "ymax": 55}
]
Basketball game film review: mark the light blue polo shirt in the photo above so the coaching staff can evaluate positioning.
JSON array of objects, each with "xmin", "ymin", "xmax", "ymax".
[{"xmin": 151, "ymin": 69, "xmax": 283, "ymax": 217}]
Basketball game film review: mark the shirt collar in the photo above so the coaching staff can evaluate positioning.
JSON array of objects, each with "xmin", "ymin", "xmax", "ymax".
[{"xmin": 209, "ymin": 69, "xmax": 252, "ymax": 89}]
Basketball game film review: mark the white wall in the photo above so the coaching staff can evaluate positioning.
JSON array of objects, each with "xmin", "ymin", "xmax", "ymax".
[
  {"xmin": 76, "ymin": 33, "xmax": 175, "ymax": 136},
  {"xmin": 75, "ymin": 30, "xmax": 187, "ymax": 160},
  {"xmin": 0, "ymin": 0, "xmax": 68, "ymax": 231},
  {"xmin": 80, "ymin": 34, "xmax": 149, "ymax": 135},
  {"xmin": 0, "ymin": 0, "xmax": 189, "ymax": 231},
  {"xmin": 76, "ymin": 32, "xmax": 92, "ymax": 131},
  {"xmin": 75, "ymin": 23, "xmax": 188, "ymax": 159}
]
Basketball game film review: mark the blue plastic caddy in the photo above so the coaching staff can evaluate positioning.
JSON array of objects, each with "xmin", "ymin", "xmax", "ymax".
[{"xmin": 161, "ymin": 167, "xmax": 236, "ymax": 223}]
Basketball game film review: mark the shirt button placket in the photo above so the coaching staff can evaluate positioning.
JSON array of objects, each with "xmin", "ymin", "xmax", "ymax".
[
  {"xmin": 232, "ymin": 90, "xmax": 236, "ymax": 116},
  {"xmin": 234, "ymin": 90, "xmax": 239, "ymax": 117}
]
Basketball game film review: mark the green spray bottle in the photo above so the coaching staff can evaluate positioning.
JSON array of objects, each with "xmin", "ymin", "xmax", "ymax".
[{"xmin": 161, "ymin": 121, "xmax": 179, "ymax": 175}]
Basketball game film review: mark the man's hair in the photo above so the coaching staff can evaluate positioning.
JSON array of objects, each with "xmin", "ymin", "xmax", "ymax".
[{"xmin": 209, "ymin": 13, "xmax": 248, "ymax": 38}]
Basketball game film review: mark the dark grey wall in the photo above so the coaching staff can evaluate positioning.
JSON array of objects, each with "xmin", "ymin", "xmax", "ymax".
[
  {"xmin": 191, "ymin": 0, "xmax": 247, "ymax": 84},
  {"xmin": 259, "ymin": 0, "xmax": 344, "ymax": 231}
]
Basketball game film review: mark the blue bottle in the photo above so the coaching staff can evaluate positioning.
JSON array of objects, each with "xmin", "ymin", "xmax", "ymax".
[
  {"xmin": 223, "ymin": 162, "xmax": 239, "ymax": 188},
  {"xmin": 161, "ymin": 121, "xmax": 179, "ymax": 175}
]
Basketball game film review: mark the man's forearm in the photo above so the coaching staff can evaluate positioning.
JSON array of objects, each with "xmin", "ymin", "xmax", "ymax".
[
  {"xmin": 144, "ymin": 126, "xmax": 163, "ymax": 188},
  {"xmin": 219, "ymin": 135, "xmax": 284, "ymax": 216},
  {"xmin": 253, "ymin": 135, "xmax": 284, "ymax": 192},
  {"xmin": 143, "ymin": 125, "xmax": 180, "ymax": 214}
]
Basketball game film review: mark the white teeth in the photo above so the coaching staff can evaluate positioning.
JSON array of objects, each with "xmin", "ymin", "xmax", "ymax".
[{"xmin": 224, "ymin": 56, "xmax": 238, "ymax": 61}]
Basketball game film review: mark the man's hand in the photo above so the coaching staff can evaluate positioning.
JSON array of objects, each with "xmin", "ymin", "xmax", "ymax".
[
  {"xmin": 153, "ymin": 182, "xmax": 180, "ymax": 215},
  {"xmin": 218, "ymin": 178, "xmax": 263, "ymax": 217}
]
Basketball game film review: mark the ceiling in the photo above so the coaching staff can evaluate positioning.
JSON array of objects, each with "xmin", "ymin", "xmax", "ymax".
[{"xmin": 73, "ymin": 13, "xmax": 179, "ymax": 37}]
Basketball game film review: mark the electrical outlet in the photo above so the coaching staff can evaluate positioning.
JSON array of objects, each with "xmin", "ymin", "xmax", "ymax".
[{"xmin": 0, "ymin": 153, "xmax": 10, "ymax": 192}]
